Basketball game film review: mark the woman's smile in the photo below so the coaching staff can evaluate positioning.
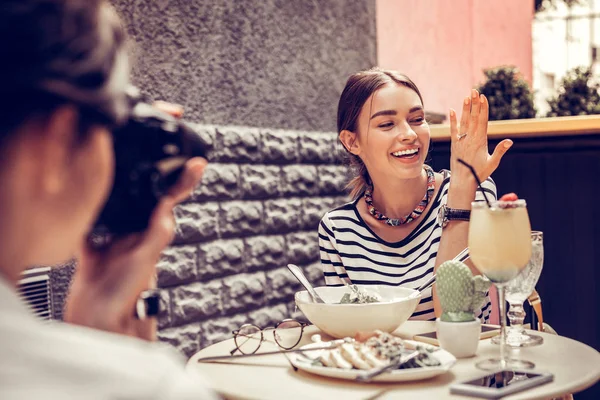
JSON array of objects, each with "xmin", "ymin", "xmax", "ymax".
[{"xmin": 391, "ymin": 146, "xmax": 420, "ymax": 163}]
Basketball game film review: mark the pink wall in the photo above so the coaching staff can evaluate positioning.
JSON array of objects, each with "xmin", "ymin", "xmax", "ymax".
[{"xmin": 377, "ymin": 0, "xmax": 533, "ymax": 116}]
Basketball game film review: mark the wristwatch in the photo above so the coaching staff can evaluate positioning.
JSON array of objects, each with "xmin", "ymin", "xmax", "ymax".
[
  {"xmin": 437, "ymin": 204, "xmax": 471, "ymax": 228},
  {"xmin": 134, "ymin": 290, "xmax": 160, "ymax": 320}
]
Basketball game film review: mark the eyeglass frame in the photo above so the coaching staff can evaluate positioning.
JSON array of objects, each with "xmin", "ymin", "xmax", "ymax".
[{"xmin": 230, "ymin": 319, "xmax": 309, "ymax": 355}]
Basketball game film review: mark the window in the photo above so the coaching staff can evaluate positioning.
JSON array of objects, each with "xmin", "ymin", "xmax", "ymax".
[{"xmin": 542, "ymin": 72, "xmax": 556, "ymax": 89}]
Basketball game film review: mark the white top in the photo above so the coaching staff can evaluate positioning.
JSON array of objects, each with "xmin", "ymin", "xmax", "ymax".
[
  {"xmin": 319, "ymin": 170, "xmax": 496, "ymax": 322},
  {"xmin": 0, "ymin": 276, "xmax": 218, "ymax": 400}
]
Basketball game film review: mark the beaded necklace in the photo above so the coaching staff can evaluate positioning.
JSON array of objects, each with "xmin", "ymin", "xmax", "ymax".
[{"xmin": 364, "ymin": 165, "xmax": 435, "ymax": 226}]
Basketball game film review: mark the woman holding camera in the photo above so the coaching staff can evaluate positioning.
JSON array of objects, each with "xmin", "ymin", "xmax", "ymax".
[
  {"xmin": 319, "ymin": 68, "xmax": 513, "ymax": 321},
  {"xmin": 0, "ymin": 1, "xmax": 216, "ymax": 398}
]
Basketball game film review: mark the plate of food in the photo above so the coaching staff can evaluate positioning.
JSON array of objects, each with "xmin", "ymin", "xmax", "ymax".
[{"xmin": 288, "ymin": 331, "xmax": 456, "ymax": 383}]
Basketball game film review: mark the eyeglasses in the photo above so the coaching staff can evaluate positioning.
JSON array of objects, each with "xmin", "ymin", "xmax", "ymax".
[{"xmin": 230, "ymin": 319, "xmax": 309, "ymax": 355}]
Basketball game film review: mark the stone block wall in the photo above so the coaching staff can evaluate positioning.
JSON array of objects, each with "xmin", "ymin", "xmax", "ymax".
[
  {"xmin": 41, "ymin": 0, "xmax": 376, "ymax": 358},
  {"xmin": 104, "ymin": 0, "xmax": 375, "ymax": 357},
  {"xmin": 155, "ymin": 124, "xmax": 349, "ymax": 357}
]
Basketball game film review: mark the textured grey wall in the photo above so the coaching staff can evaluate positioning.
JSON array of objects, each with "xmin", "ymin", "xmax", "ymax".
[
  {"xmin": 42, "ymin": 0, "xmax": 376, "ymax": 358},
  {"xmin": 110, "ymin": 0, "xmax": 377, "ymax": 132},
  {"xmin": 46, "ymin": 124, "xmax": 350, "ymax": 358},
  {"xmin": 105, "ymin": 0, "xmax": 375, "ymax": 356},
  {"xmin": 155, "ymin": 124, "xmax": 349, "ymax": 356}
]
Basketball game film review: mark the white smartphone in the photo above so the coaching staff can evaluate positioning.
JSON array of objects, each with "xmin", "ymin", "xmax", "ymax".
[{"xmin": 450, "ymin": 369, "xmax": 554, "ymax": 399}]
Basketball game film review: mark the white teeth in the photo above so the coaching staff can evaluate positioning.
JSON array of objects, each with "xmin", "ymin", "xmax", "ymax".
[{"xmin": 392, "ymin": 148, "xmax": 419, "ymax": 157}]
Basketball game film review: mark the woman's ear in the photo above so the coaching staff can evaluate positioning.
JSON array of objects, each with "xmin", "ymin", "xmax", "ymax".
[{"xmin": 339, "ymin": 129, "xmax": 360, "ymax": 155}]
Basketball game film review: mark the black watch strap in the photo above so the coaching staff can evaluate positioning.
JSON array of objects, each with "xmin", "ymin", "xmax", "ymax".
[
  {"xmin": 438, "ymin": 205, "xmax": 471, "ymax": 228},
  {"xmin": 446, "ymin": 207, "xmax": 471, "ymax": 221}
]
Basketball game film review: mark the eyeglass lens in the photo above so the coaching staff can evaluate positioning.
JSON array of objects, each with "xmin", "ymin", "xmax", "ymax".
[
  {"xmin": 273, "ymin": 320, "xmax": 303, "ymax": 349},
  {"xmin": 234, "ymin": 324, "xmax": 262, "ymax": 354}
]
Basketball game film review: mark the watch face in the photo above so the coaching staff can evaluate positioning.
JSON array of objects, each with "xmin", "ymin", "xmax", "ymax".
[{"xmin": 437, "ymin": 206, "xmax": 447, "ymax": 227}]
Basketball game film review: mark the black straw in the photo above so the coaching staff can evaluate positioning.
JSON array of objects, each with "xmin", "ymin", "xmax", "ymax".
[{"xmin": 457, "ymin": 158, "xmax": 492, "ymax": 207}]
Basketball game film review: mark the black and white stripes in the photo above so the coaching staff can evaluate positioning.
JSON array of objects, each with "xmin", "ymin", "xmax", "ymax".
[{"xmin": 319, "ymin": 170, "xmax": 496, "ymax": 322}]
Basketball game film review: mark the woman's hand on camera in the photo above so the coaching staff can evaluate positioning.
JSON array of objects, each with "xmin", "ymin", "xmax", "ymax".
[
  {"xmin": 448, "ymin": 89, "xmax": 513, "ymax": 183},
  {"xmin": 65, "ymin": 157, "xmax": 206, "ymax": 340},
  {"xmin": 64, "ymin": 102, "xmax": 207, "ymax": 340}
]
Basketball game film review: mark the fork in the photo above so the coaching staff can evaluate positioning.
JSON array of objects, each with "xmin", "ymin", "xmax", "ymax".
[{"xmin": 355, "ymin": 350, "xmax": 421, "ymax": 382}]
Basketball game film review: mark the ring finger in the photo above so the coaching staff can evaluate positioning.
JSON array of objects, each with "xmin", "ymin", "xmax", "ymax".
[{"xmin": 459, "ymin": 95, "xmax": 471, "ymax": 139}]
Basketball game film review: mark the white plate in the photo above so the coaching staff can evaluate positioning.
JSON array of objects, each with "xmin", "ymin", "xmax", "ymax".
[{"xmin": 289, "ymin": 340, "xmax": 456, "ymax": 383}]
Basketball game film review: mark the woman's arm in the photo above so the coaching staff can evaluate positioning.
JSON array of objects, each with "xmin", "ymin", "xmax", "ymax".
[
  {"xmin": 432, "ymin": 89, "xmax": 511, "ymax": 317},
  {"xmin": 432, "ymin": 177, "xmax": 477, "ymax": 317},
  {"xmin": 432, "ymin": 177, "xmax": 497, "ymax": 316},
  {"xmin": 65, "ymin": 158, "xmax": 206, "ymax": 340},
  {"xmin": 64, "ymin": 102, "xmax": 205, "ymax": 341}
]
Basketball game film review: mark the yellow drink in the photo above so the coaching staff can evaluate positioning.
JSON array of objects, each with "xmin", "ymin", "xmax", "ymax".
[{"xmin": 468, "ymin": 201, "xmax": 532, "ymax": 284}]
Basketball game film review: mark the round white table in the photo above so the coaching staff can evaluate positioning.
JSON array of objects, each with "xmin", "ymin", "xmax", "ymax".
[{"xmin": 187, "ymin": 321, "xmax": 600, "ymax": 400}]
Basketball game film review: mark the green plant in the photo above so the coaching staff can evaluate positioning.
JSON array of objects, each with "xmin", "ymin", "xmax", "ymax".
[
  {"xmin": 436, "ymin": 260, "xmax": 491, "ymax": 322},
  {"xmin": 535, "ymin": 0, "xmax": 584, "ymax": 13},
  {"xmin": 546, "ymin": 67, "xmax": 600, "ymax": 117},
  {"xmin": 477, "ymin": 66, "xmax": 536, "ymax": 121}
]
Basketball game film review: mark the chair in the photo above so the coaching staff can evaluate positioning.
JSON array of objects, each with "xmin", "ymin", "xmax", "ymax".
[{"xmin": 528, "ymin": 289, "xmax": 573, "ymax": 400}]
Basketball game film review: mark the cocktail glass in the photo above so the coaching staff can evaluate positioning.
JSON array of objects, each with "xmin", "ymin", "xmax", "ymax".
[{"xmin": 469, "ymin": 200, "xmax": 533, "ymax": 370}]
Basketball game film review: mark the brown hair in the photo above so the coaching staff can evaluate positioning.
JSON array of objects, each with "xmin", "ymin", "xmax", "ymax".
[
  {"xmin": 337, "ymin": 67, "xmax": 424, "ymax": 199},
  {"xmin": 0, "ymin": 0, "xmax": 129, "ymax": 146}
]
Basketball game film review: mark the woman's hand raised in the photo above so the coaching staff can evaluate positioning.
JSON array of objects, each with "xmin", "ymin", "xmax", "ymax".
[{"xmin": 448, "ymin": 89, "xmax": 513, "ymax": 182}]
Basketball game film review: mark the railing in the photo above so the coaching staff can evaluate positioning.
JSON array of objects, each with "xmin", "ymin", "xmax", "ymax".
[{"xmin": 430, "ymin": 114, "xmax": 600, "ymax": 141}]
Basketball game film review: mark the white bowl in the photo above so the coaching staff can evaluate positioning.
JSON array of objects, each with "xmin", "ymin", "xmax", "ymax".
[{"xmin": 294, "ymin": 285, "xmax": 421, "ymax": 339}]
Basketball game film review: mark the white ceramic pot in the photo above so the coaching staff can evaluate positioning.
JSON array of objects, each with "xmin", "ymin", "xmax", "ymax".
[{"xmin": 436, "ymin": 318, "xmax": 481, "ymax": 358}]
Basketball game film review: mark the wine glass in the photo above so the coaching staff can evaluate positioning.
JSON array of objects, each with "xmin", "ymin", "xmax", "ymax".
[
  {"xmin": 492, "ymin": 231, "xmax": 544, "ymax": 348},
  {"xmin": 468, "ymin": 199, "xmax": 533, "ymax": 370}
]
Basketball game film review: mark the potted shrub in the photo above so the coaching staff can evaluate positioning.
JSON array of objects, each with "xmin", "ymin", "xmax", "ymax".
[
  {"xmin": 546, "ymin": 66, "xmax": 600, "ymax": 117},
  {"xmin": 477, "ymin": 66, "xmax": 536, "ymax": 121}
]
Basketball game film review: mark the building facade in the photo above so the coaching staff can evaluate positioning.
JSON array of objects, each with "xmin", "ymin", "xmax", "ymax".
[
  {"xmin": 533, "ymin": 0, "xmax": 600, "ymax": 115},
  {"xmin": 377, "ymin": 0, "xmax": 534, "ymax": 116}
]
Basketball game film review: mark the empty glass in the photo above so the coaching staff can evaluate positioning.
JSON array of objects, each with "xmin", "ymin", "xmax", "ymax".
[{"xmin": 492, "ymin": 231, "xmax": 544, "ymax": 347}]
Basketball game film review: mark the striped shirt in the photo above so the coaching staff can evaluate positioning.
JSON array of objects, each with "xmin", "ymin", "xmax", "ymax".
[{"xmin": 318, "ymin": 170, "xmax": 496, "ymax": 322}]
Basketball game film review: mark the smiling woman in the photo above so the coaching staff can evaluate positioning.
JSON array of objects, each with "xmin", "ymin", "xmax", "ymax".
[{"xmin": 318, "ymin": 67, "xmax": 513, "ymax": 322}]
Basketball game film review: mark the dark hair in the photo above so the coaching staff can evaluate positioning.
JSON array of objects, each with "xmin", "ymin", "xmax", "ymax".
[
  {"xmin": 0, "ymin": 0, "xmax": 129, "ymax": 146},
  {"xmin": 337, "ymin": 67, "xmax": 424, "ymax": 199}
]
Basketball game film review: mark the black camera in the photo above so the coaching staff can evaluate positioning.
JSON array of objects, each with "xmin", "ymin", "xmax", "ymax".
[{"xmin": 92, "ymin": 89, "xmax": 207, "ymax": 236}]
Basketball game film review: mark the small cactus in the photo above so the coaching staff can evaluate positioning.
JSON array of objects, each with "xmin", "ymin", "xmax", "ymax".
[{"xmin": 437, "ymin": 260, "xmax": 491, "ymax": 322}]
